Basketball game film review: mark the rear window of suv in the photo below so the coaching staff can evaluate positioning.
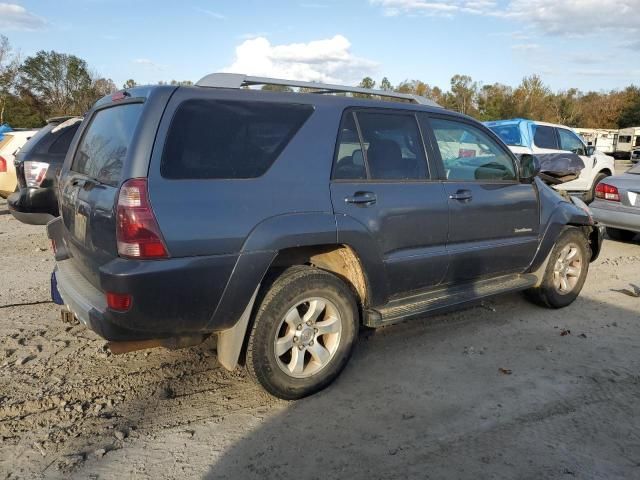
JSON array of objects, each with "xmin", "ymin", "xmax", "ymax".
[
  {"xmin": 161, "ymin": 100, "xmax": 313, "ymax": 179},
  {"xmin": 71, "ymin": 104, "xmax": 143, "ymax": 186}
]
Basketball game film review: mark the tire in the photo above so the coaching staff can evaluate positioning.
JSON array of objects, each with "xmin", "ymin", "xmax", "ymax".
[
  {"xmin": 246, "ymin": 265, "xmax": 359, "ymax": 400},
  {"xmin": 585, "ymin": 172, "xmax": 609, "ymax": 204},
  {"xmin": 606, "ymin": 227, "xmax": 637, "ymax": 242},
  {"xmin": 525, "ymin": 228, "xmax": 590, "ymax": 309}
]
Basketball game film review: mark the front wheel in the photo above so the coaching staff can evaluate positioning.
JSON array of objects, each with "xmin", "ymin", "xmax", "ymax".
[
  {"xmin": 246, "ymin": 266, "xmax": 359, "ymax": 400},
  {"xmin": 525, "ymin": 228, "xmax": 590, "ymax": 309}
]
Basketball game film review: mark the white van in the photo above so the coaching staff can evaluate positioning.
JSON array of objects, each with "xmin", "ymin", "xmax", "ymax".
[{"xmin": 615, "ymin": 127, "xmax": 640, "ymax": 160}]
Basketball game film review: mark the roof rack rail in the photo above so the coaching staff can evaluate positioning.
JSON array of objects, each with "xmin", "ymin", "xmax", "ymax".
[{"xmin": 195, "ymin": 73, "xmax": 441, "ymax": 108}]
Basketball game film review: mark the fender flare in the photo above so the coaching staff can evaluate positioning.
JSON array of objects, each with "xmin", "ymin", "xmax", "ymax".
[
  {"xmin": 213, "ymin": 212, "xmax": 387, "ymax": 370},
  {"xmin": 528, "ymin": 201, "xmax": 593, "ymax": 273}
]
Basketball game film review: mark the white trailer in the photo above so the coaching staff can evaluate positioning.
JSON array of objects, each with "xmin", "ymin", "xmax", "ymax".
[
  {"xmin": 615, "ymin": 127, "xmax": 640, "ymax": 159},
  {"xmin": 574, "ymin": 128, "xmax": 618, "ymax": 155}
]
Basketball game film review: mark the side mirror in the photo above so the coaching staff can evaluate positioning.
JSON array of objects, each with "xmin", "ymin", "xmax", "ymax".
[
  {"xmin": 519, "ymin": 153, "xmax": 540, "ymax": 183},
  {"xmin": 586, "ymin": 146, "xmax": 596, "ymax": 156}
]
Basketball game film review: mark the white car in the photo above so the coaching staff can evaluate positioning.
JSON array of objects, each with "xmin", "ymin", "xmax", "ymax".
[
  {"xmin": 0, "ymin": 130, "xmax": 39, "ymax": 198},
  {"xmin": 485, "ymin": 119, "xmax": 615, "ymax": 202}
]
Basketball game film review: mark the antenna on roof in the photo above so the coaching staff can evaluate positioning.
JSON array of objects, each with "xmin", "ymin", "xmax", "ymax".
[{"xmin": 195, "ymin": 73, "xmax": 441, "ymax": 108}]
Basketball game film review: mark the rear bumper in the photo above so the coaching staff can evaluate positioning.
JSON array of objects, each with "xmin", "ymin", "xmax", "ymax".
[
  {"xmin": 46, "ymin": 212, "xmax": 277, "ymax": 343},
  {"xmin": 8, "ymin": 187, "xmax": 58, "ymax": 224},
  {"xmin": 590, "ymin": 201, "xmax": 640, "ymax": 233},
  {"xmin": 51, "ymin": 253, "xmax": 239, "ymax": 342}
]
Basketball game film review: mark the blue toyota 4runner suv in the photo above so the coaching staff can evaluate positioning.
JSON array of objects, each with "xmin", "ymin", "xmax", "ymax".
[{"xmin": 48, "ymin": 74, "xmax": 603, "ymax": 399}]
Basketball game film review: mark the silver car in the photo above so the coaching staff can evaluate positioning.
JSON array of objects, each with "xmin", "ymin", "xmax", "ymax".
[{"xmin": 591, "ymin": 162, "xmax": 640, "ymax": 241}]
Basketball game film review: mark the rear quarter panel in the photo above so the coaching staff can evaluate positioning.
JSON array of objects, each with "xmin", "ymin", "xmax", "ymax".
[{"xmin": 147, "ymin": 88, "xmax": 339, "ymax": 257}]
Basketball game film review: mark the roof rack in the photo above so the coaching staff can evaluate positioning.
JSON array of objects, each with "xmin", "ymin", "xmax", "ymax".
[{"xmin": 195, "ymin": 73, "xmax": 441, "ymax": 108}]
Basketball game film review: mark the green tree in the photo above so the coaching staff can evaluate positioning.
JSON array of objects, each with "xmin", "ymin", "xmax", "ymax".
[
  {"xmin": 477, "ymin": 83, "xmax": 517, "ymax": 121},
  {"xmin": 396, "ymin": 80, "xmax": 444, "ymax": 104},
  {"xmin": 380, "ymin": 77, "xmax": 393, "ymax": 91},
  {"xmin": 123, "ymin": 79, "xmax": 137, "ymax": 89},
  {"xmin": 450, "ymin": 74, "xmax": 477, "ymax": 115},
  {"xmin": 618, "ymin": 86, "xmax": 640, "ymax": 128},
  {"xmin": 19, "ymin": 50, "xmax": 93, "ymax": 117},
  {"xmin": 513, "ymin": 75, "xmax": 553, "ymax": 120},
  {"xmin": 0, "ymin": 35, "xmax": 20, "ymax": 125},
  {"xmin": 260, "ymin": 84, "xmax": 293, "ymax": 92},
  {"xmin": 549, "ymin": 88, "xmax": 582, "ymax": 126},
  {"xmin": 358, "ymin": 77, "xmax": 376, "ymax": 89}
]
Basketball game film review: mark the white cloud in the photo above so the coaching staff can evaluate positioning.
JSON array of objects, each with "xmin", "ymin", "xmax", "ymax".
[
  {"xmin": 0, "ymin": 3, "xmax": 46, "ymax": 30},
  {"xmin": 371, "ymin": 0, "xmax": 640, "ymax": 39},
  {"xmin": 506, "ymin": 0, "xmax": 640, "ymax": 36},
  {"xmin": 511, "ymin": 43, "xmax": 540, "ymax": 51},
  {"xmin": 370, "ymin": 0, "xmax": 497, "ymax": 17},
  {"xmin": 132, "ymin": 58, "xmax": 167, "ymax": 70},
  {"xmin": 222, "ymin": 35, "xmax": 378, "ymax": 84},
  {"xmin": 194, "ymin": 7, "xmax": 226, "ymax": 20}
]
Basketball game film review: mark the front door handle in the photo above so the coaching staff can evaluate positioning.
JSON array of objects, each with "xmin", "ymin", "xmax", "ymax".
[
  {"xmin": 345, "ymin": 191, "xmax": 377, "ymax": 206},
  {"xmin": 449, "ymin": 189, "xmax": 472, "ymax": 201}
]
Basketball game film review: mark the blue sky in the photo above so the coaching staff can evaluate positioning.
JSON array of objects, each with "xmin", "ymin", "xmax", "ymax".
[{"xmin": 1, "ymin": 0, "xmax": 639, "ymax": 92}]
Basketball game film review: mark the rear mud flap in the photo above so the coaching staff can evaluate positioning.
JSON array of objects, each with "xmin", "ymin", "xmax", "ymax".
[{"xmin": 51, "ymin": 268, "xmax": 64, "ymax": 305}]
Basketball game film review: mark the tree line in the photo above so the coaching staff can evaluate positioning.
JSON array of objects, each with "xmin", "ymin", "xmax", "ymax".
[
  {"xmin": 359, "ymin": 75, "xmax": 640, "ymax": 129},
  {"xmin": 1, "ymin": 35, "xmax": 639, "ymax": 129},
  {"xmin": 0, "ymin": 36, "xmax": 192, "ymax": 127}
]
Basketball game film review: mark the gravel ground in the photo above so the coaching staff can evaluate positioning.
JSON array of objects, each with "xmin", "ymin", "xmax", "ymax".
[{"xmin": 0, "ymin": 197, "xmax": 639, "ymax": 480}]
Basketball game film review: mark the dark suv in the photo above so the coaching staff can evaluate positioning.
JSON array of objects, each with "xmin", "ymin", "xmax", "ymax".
[
  {"xmin": 9, "ymin": 116, "xmax": 82, "ymax": 225},
  {"xmin": 47, "ymin": 74, "xmax": 603, "ymax": 399}
]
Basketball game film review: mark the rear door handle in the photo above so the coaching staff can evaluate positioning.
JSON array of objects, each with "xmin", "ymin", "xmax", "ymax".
[
  {"xmin": 449, "ymin": 190, "xmax": 472, "ymax": 201},
  {"xmin": 345, "ymin": 192, "xmax": 377, "ymax": 206}
]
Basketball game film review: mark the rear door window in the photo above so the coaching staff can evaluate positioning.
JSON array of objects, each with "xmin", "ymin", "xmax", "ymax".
[
  {"xmin": 71, "ymin": 104, "xmax": 143, "ymax": 186},
  {"xmin": 161, "ymin": 100, "xmax": 313, "ymax": 179},
  {"xmin": 356, "ymin": 112, "xmax": 428, "ymax": 180},
  {"xmin": 533, "ymin": 125, "xmax": 559, "ymax": 149}
]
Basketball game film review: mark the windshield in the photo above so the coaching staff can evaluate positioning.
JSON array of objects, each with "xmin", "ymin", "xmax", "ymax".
[{"xmin": 488, "ymin": 124, "xmax": 523, "ymax": 146}]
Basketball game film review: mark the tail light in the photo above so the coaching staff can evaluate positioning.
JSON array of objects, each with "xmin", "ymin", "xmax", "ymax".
[
  {"xmin": 0, "ymin": 156, "xmax": 6, "ymax": 173},
  {"xmin": 595, "ymin": 182, "xmax": 620, "ymax": 201},
  {"xmin": 24, "ymin": 161, "xmax": 49, "ymax": 187},
  {"xmin": 116, "ymin": 178, "xmax": 169, "ymax": 259},
  {"xmin": 106, "ymin": 292, "xmax": 132, "ymax": 311}
]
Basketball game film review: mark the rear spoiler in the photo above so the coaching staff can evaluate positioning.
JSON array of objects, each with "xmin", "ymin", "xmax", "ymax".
[{"xmin": 46, "ymin": 115, "xmax": 77, "ymax": 125}]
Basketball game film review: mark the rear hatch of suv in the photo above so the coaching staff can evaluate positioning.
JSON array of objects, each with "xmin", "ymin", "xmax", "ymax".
[{"xmin": 57, "ymin": 87, "xmax": 175, "ymax": 289}]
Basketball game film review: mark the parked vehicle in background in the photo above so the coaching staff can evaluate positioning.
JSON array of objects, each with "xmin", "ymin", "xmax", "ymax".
[
  {"xmin": 632, "ymin": 147, "xmax": 640, "ymax": 163},
  {"xmin": 614, "ymin": 127, "xmax": 640, "ymax": 160},
  {"xmin": 8, "ymin": 117, "xmax": 82, "ymax": 225},
  {"xmin": 0, "ymin": 129, "xmax": 39, "ymax": 198},
  {"xmin": 485, "ymin": 119, "xmax": 615, "ymax": 203},
  {"xmin": 574, "ymin": 127, "xmax": 618, "ymax": 156},
  {"xmin": 590, "ymin": 162, "xmax": 640, "ymax": 242},
  {"xmin": 47, "ymin": 74, "xmax": 602, "ymax": 400}
]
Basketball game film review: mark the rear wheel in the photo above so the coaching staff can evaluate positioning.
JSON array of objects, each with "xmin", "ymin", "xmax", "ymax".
[
  {"xmin": 525, "ymin": 228, "xmax": 590, "ymax": 309},
  {"xmin": 246, "ymin": 266, "xmax": 359, "ymax": 400},
  {"xmin": 585, "ymin": 172, "xmax": 609, "ymax": 204},
  {"xmin": 606, "ymin": 227, "xmax": 637, "ymax": 242}
]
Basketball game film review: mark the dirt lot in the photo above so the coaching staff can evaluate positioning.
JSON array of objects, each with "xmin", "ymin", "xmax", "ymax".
[{"xmin": 0, "ymin": 197, "xmax": 639, "ymax": 480}]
